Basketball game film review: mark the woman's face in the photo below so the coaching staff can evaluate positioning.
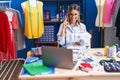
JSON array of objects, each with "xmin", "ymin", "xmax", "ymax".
[{"xmin": 69, "ymin": 10, "xmax": 79, "ymax": 24}]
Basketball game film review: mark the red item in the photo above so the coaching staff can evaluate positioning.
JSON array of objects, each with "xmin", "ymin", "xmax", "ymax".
[
  {"xmin": 11, "ymin": 10, "xmax": 19, "ymax": 29},
  {"xmin": 79, "ymin": 63, "xmax": 93, "ymax": 72},
  {"xmin": 0, "ymin": 12, "xmax": 16, "ymax": 61},
  {"xmin": 11, "ymin": 10, "xmax": 19, "ymax": 59},
  {"xmin": 0, "ymin": 52, "xmax": 4, "ymax": 61},
  {"xmin": 80, "ymin": 63, "xmax": 93, "ymax": 69}
]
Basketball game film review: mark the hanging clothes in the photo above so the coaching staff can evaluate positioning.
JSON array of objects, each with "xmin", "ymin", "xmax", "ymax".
[
  {"xmin": 103, "ymin": 0, "xmax": 117, "ymax": 24},
  {"xmin": 0, "ymin": 8, "xmax": 25, "ymax": 61},
  {"xmin": 5, "ymin": 10, "xmax": 18, "ymax": 59},
  {"xmin": 0, "ymin": 11, "xmax": 12, "ymax": 61},
  {"xmin": 22, "ymin": 1, "xmax": 44, "ymax": 39},
  {"xmin": 9, "ymin": 8, "xmax": 26, "ymax": 50},
  {"xmin": 14, "ymin": 10, "xmax": 26, "ymax": 50},
  {"xmin": 0, "ymin": 1, "xmax": 25, "ymax": 61},
  {"xmin": 95, "ymin": 0, "xmax": 117, "ymax": 28}
]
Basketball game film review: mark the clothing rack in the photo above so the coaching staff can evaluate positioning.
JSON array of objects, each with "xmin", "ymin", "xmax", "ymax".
[
  {"xmin": 0, "ymin": 0, "xmax": 12, "ymax": 8},
  {"xmin": 0, "ymin": 0, "xmax": 12, "ymax": 70}
]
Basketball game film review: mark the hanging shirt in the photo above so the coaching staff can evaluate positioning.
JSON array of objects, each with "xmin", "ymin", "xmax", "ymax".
[
  {"xmin": 23, "ymin": 1, "xmax": 44, "ymax": 39},
  {"xmin": 0, "ymin": 12, "xmax": 12, "ymax": 61},
  {"xmin": 95, "ymin": 0, "xmax": 116, "ymax": 27},
  {"xmin": 57, "ymin": 23, "xmax": 88, "ymax": 47},
  {"xmin": 103, "ymin": 0, "xmax": 117, "ymax": 24},
  {"xmin": 15, "ymin": 10, "xmax": 26, "ymax": 50},
  {"xmin": 5, "ymin": 10, "xmax": 17, "ymax": 59}
]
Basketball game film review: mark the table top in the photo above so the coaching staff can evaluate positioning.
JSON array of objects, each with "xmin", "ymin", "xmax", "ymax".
[{"xmin": 19, "ymin": 48, "xmax": 120, "ymax": 79}]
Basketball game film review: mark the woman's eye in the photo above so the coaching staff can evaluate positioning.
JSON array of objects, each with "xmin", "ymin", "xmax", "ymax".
[
  {"xmin": 70, "ymin": 14, "xmax": 73, "ymax": 16},
  {"xmin": 70, "ymin": 13, "xmax": 78, "ymax": 16},
  {"xmin": 75, "ymin": 13, "xmax": 77, "ymax": 15}
]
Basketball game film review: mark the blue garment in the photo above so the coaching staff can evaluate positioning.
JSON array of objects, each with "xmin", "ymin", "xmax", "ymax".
[{"xmin": 57, "ymin": 23, "xmax": 87, "ymax": 47}]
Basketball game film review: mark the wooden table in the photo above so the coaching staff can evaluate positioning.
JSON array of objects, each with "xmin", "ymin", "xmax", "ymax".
[{"xmin": 19, "ymin": 48, "xmax": 120, "ymax": 80}]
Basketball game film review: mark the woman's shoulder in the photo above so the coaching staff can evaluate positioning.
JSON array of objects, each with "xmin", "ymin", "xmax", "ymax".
[
  {"xmin": 79, "ymin": 23, "xmax": 87, "ymax": 32},
  {"xmin": 80, "ymin": 22, "xmax": 85, "ymax": 26},
  {"xmin": 80, "ymin": 23, "xmax": 86, "ymax": 28}
]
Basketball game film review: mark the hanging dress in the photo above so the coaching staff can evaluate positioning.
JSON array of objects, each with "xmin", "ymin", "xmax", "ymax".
[{"xmin": 0, "ymin": 12, "xmax": 12, "ymax": 61}]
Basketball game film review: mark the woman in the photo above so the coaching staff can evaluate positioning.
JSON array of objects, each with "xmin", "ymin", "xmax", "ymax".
[{"xmin": 57, "ymin": 4, "xmax": 88, "ymax": 48}]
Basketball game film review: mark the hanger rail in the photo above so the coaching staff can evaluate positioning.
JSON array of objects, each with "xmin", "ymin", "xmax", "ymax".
[
  {"xmin": 0, "ymin": 0, "xmax": 12, "ymax": 8},
  {"xmin": 0, "ymin": 1, "xmax": 12, "ymax": 3}
]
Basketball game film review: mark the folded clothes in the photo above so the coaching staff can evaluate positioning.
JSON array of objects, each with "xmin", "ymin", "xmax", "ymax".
[{"xmin": 23, "ymin": 61, "xmax": 51, "ymax": 75}]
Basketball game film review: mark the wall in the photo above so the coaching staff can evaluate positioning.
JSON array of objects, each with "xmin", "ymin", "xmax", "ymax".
[
  {"xmin": 11, "ymin": 0, "xmax": 101, "ymax": 58},
  {"xmin": 85, "ymin": 0, "xmax": 101, "ymax": 48}
]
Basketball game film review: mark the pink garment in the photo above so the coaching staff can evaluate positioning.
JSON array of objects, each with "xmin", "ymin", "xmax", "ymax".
[
  {"xmin": 11, "ymin": 11, "xmax": 19, "ymax": 59},
  {"xmin": 5, "ymin": 10, "xmax": 17, "ymax": 60},
  {"xmin": 103, "ymin": 0, "xmax": 117, "ymax": 24},
  {"xmin": 11, "ymin": 11, "xmax": 19, "ymax": 30}
]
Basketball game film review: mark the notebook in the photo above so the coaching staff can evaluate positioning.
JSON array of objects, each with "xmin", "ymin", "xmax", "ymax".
[{"xmin": 41, "ymin": 46, "xmax": 77, "ymax": 69}]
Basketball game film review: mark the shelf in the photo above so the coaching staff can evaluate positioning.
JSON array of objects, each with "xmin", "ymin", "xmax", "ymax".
[
  {"xmin": 42, "ymin": 0, "xmax": 82, "ymax": 1},
  {"xmin": 44, "ymin": 20, "xmax": 59, "ymax": 23},
  {"xmin": 35, "ymin": 42, "xmax": 58, "ymax": 44},
  {"xmin": 35, "ymin": 41, "xmax": 58, "ymax": 47},
  {"xmin": 44, "ymin": 19, "xmax": 84, "ymax": 23}
]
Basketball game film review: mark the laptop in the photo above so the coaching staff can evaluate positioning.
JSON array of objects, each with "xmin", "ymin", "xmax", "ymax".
[{"xmin": 41, "ymin": 46, "xmax": 77, "ymax": 69}]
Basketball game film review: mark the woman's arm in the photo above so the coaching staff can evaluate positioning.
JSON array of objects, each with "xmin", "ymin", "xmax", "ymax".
[
  {"xmin": 57, "ymin": 23, "xmax": 66, "ymax": 46},
  {"xmin": 57, "ymin": 18, "xmax": 69, "ymax": 46},
  {"xmin": 60, "ymin": 18, "xmax": 69, "ymax": 37}
]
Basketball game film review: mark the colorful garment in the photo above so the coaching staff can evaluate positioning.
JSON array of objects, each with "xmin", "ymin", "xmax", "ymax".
[
  {"xmin": 23, "ymin": 1, "xmax": 44, "ymax": 39},
  {"xmin": 0, "ymin": 12, "xmax": 12, "ymax": 61},
  {"xmin": 5, "ymin": 10, "xmax": 17, "ymax": 59},
  {"xmin": 15, "ymin": 10, "xmax": 26, "ymax": 50},
  {"xmin": 103, "ymin": 0, "xmax": 117, "ymax": 24},
  {"xmin": 95, "ymin": 0, "xmax": 117, "ymax": 27}
]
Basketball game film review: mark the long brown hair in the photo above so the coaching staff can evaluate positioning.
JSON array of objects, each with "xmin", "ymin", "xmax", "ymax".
[{"xmin": 66, "ymin": 3, "xmax": 81, "ymax": 25}]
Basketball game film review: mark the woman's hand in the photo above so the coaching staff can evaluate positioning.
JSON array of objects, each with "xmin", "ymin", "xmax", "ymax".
[
  {"xmin": 74, "ymin": 41, "xmax": 80, "ymax": 46},
  {"xmin": 63, "ymin": 17, "xmax": 69, "ymax": 29},
  {"xmin": 74, "ymin": 39, "xmax": 84, "ymax": 46},
  {"xmin": 60, "ymin": 17, "xmax": 69, "ymax": 37}
]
